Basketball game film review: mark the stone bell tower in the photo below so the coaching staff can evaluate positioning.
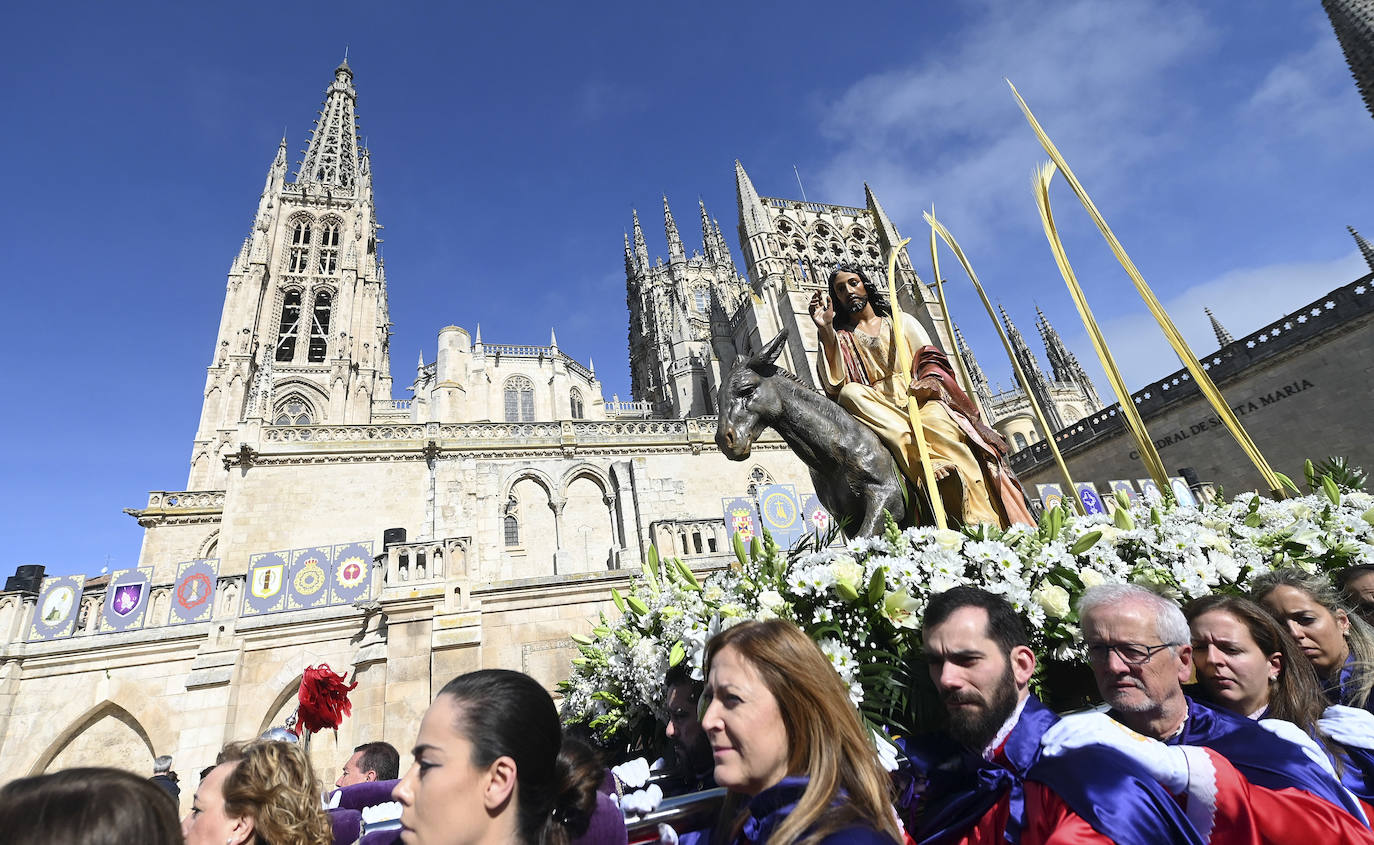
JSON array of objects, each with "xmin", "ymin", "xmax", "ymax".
[{"xmin": 187, "ymin": 60, "xmax": 393, "ymax": 489}]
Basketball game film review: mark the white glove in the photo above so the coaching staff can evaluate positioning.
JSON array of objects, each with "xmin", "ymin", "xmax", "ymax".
[
  {"xmin": 1041, "ymin": 712, "xmax": 1190, "ymax": 793},
  {"xmin": 620, "ymin": 784, "xmax": 663, "ymax": 817},
  {"xmin": 1318, "ymin": 705, "xmax": 1374, "ymax": 750},
  {"xmin": 656, "ymin": 823, "xmax": 680, "ymax": 845},
  {"xmin": 612, "ymin": 757, "xmax": 651, "ymax": 789}
]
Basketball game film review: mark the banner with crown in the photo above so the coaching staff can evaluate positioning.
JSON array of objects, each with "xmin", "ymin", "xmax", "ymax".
[
  {"xmin": 286, "ymin": 547, "xmax": 332, "ymax": 611},
  {"xmin": 99, "ymin": 567, "xmax": 153, "ymax": 633},
  {"xmin": 29, "ymin": 575, "xmax": 85, "ymax": 642},
  {"xmin": 720, "ymin": 497, "xmax": 760, "ymax": 545},
  {"xmin": 170, "ymin": 559, "xmax": 219, "ymax": 625}
]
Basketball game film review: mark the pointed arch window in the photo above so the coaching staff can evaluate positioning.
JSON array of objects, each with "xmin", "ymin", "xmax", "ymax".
[
  {"xmin": 288, "ymin": 222, "xmax": 313, "ymax": 273},
  {"xmin": 504, "ymin": 375, "xmax": 535, "ymax": 422},
  {"xmin": 273, "ymin": 396, "xmax": 313, "ymax": 426},
  {"xmin": 570, "ymin": 388, "xmax": 584, "ymax": 420},
  {"xmin": 308, "ymin": 290, "xmax": 332, "ymax": 363},
  {"xmin": 746, "ymin": 466, "xmax": 774, "ymax": 503},
  {"xmin": 503, "ymin": 495, "xmax": 520, "ymax": 546},
  {"xmin": 317, "ymin": 221, "xmax": 340, "ymax": 275},
  {"xmin": 694, "ymin": 288, "xmax": 709, "ymax": 314},
  {"xmin": 275, "ymin": 290, "xmax": 303, "ymax": 362},
  {"xmin": 1012, "ymin": 432, "xmax": 1028, "ymax": 451}
]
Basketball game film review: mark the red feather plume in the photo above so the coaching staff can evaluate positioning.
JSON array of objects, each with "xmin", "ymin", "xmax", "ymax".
[{"xmin": 295, "ymin": 664, "xmax": 357, "ymax": 735}]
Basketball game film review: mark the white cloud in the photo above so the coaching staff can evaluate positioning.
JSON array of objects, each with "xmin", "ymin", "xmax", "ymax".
[
  {"xmin": 813, "ymin": 0, "xmax": 1213, "ymax": 233},
  {"xmin": 1064, "ymin": 250, "xmax": 1368, "ymax": 391},
  {"xmin": 1242, "ymin": 14, "xmax": 1371, "ymax": 146}
]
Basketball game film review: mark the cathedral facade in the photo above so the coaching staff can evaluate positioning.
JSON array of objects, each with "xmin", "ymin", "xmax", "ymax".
[{"xmin": 0, "ymin": 62, "xmax": 1099, "ymax": 799}]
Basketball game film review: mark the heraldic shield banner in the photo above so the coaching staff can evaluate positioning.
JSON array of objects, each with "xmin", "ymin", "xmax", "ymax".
[
  {"xmin": 243, "ymin": 551, "xmax": 290, "ymax": 616},
  {"xmin": 329, "ymin": 541, "xmax": 374, "ymax": 606},
  {"xmin": 29, "ymin": 575, "xmax": 85, "ymax": 642},
  {"xmin": 720, "ymin": 497, "xmax": 760, "ymax": 545},
  {"xmin": 100, "ymin": 567, "xmax": 153, "ymax": 633},
  {"xmin": 170, "ymin": 559, "xmax": 219, "ymax": 625},
  {"xmin": 286, "ymin": 547, "xmax": 332, "ymax": 611},
  {"xmin": 1075, "ymin": 483, "xmax": 1107, "ymax": 516}
]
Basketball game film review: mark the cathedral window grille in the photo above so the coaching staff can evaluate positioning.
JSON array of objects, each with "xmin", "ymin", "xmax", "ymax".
[
  {"xmin": 1012, "ymin": 432, "xmax": 1028, "ymax": 451},
  {"xmin": 288, "ymin": 222, "xmax": 313, "ymax": 274},
  {"xmin": 503, "ymin": 495, "xmax": 520, "ymax": 546},
  {"xmin": 504, "ymin": 375, "xmax": 535, "ymax": 422},
  {"xmin": 308, "ymin": 290, "xmax": 332, "ymax": 363},
  {"xmin": 317, "ymin": 221, "xmax": 340, "ymax": 274},
  {"xmin": 274, "ymin": 396, "xmax": 313, "ymax": 426},
  {"xmin": 746, "ymin": 466, "xmax": 773, "ymax": 503},
  {"xmin": 694, "ymin": 289, "xmax": 709, "ymax": 314},
  {"xmin": 275, "ymin": 290, "xmax": 303, "ymax": 362},
  {"xmin": 570, "ymin": 388, "xmax": 584, "ymax": 420}
]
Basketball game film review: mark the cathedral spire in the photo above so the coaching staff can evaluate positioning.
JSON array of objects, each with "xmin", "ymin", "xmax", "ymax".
[
  {"xmin": 1001, "ymin": 305, "xmax": 1064, "ymax": 432},
  {"xmin": 1205, "ymin": 307, "xmax": 1235, "ymax": 347},
  {"xmin": 624, "ymin": 231, "xmax": 635, "ymax": 276},
  {"xmin": 664, "ymin": 195, "xmax": 684, "ymax": 262},
  {"xmin": 1036, "ymin": 306, "xmax": 1101, "ymax": 408},
  {"xmin": 953, "ymin": 324, "xmax": 989, "ymax": 399},
  {"xmin": 297, "ymin": 61, "xmax": 361, "ymax": 192},
  {"xmin": 1323, "ymin": 0, "xmax": 1374, "ymax": 121},
  {"xmin": 631, "ymin": 208, "xmax": 649, "ymax": 270},
  {"xmin": 1350, "ymin": 225, "xmax": 1374, "ymax": 272},
  {"xmin": 699, "ymin": 200, "xmax": 722, "ymax": 264},
  {"xmin": 735, "ymin": 160, "xmax": 769, "ymax": 236}
]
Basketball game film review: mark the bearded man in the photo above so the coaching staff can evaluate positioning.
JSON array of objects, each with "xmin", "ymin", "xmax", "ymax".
[
  {"xmin": 907, "ymin": 587, "xmax": 1203, "ymax": 844},
  {"xmin": 809, "ymin": 264, "xmax": 1030, "ymax": 529}
]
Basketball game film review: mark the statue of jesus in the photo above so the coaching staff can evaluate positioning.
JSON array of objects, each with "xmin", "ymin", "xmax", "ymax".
[{"xmin": 810, "ymin": 263, "xmax": 1033, "ymax": 529}]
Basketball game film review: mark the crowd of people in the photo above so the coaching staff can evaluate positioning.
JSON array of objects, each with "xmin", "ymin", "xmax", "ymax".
[{"xmin": 1, "ymin": 562, "xmax": 1372, "ymax": 844}]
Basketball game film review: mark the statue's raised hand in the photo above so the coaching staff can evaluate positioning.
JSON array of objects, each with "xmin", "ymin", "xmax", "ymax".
[{"xmin": 809, "ymin": 290, "xmax": 834, "ymax": 330}]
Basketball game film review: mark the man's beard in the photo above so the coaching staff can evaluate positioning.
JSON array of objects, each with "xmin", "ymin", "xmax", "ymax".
[
  {"xmin": 943, "ymin": 664, "xmax": 1020, "ymax": 750},
  {"xmin": 844, "ymin": 294, "xmax": 868, "ymax": 315}
]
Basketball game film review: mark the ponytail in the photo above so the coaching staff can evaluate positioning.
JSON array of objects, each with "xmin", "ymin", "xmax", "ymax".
[{"xmin": 540, "ymin": 738, "xmax": 605, "ymax": 845}]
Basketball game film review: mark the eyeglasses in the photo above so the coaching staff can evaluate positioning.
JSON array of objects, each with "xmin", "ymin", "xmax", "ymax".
[{"xmin": 1084, "ymin": 642, "xmax": 1174, "ymax": 666}]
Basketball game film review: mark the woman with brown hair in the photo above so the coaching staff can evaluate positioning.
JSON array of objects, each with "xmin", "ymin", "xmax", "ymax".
[
  {"xmin": 0, "ymin": 766, "xmax": 182, "ymax": 845},
  {"xmin": 182, "ymin": 739, "xmax": 331, "ymax": 845},
  {"xmin": 1186, "ymin": 593, "xmax": 1374, "ymax": 804},
  {"xmin": 1252, "ymin": 568, "xmax": 1374, "ymax": 712},
  {"xmin": 1184, "ymin": 593, "xmax": 1328, "ymax": 724},
  {"xmin": 701, "ymin": 618, "xmax": 901, "ymax": 845}
]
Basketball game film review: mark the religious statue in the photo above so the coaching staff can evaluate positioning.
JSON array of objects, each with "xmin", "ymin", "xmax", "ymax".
[{"xmin": 809, "ymin": 263, "xmax": 1032, "ymax": 529}]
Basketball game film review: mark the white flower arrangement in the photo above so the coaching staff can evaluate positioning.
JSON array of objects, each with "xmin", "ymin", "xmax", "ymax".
[{"xmin": 561, "ymin": 477, "xmax": 1374, "ymax": 753}]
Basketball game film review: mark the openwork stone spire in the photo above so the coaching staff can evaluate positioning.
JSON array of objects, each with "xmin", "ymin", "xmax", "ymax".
[
  {"xmin": 664, "ymin": 195, "xmax": 684, "ymax": 262},
  {"xmin": 297, "ymin": 60, "xmax": 361, "ymax": 192},
  {"xmin": 1323, "ymin": 0, "xmax": 1374, "ymax": 121},
  {"xmin": 953, "ymin": 323, "xmax": 989, "ymax": 398},
  {"xmin": 1350, "ymin": 225, "xmax": 1374, "ymax": 272},
  {"xmin": 1001, "ymin": 305, "xmax": 1064, "ymax": 432},
  {"xmin": 1205, "ymin": 307, "xmax": 1235, "ymax": 348}
]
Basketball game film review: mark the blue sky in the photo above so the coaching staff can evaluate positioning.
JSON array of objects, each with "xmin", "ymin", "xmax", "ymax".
[{"xmin": 3, "ymin": 1, "xmax": 1371, "ymax": 578}]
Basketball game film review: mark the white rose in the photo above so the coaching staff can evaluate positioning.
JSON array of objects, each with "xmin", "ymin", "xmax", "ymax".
[
  {"xmin": 935, "ymin": 529, "xmax": 965, "ymax": 551},
  {"xmin": 1032, "ymin": 584, "xmax": 1072, "ymax": 619},
  {"xmin": 1079, "ymin": 569, "xmax": 1105, "ymax": 589}
]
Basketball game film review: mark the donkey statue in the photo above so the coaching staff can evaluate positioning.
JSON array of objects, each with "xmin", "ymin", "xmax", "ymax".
[{"xmin": 715, "ymin": 328, "xmax": 908, "ymax": 538}]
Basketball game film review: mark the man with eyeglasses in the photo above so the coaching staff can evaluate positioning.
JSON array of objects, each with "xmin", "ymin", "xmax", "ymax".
[
  {"xmin": 903, "ymin": 586, "xmax": 1203, "ymax": 844},
  {"xmin": 1043, "ymin": 583, "xmax": 1374, "ymax": 843}
]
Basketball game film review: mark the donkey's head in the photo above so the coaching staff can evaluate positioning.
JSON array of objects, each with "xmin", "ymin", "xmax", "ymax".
[{"xmin": 715, "ymin": 329, "xmax": 790, "ymax": 460}]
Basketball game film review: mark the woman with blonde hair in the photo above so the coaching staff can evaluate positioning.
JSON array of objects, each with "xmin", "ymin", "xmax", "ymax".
[
  {"xmin": 701, "ymin": 618, "xmax": 900, "ymax": 845},
  {"xmin": 1252, "ymin": 568, "xmax": 1374, "ymax": 712},
  {"xmin": 182, "ymin": 739, "xmax": 331, "ymax": 845}
]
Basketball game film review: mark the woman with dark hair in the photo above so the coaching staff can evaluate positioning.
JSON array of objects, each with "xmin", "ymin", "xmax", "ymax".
[
  {"xmin": 701, "ymin": 619, "xmax": 901, "ymax": 845},
  {"xmin": 392, "ymin": 668, "xmax": 605, "ymax": 845},
  {"xmin": 0, "ymin": 766, "xmax": 182, "ymax": 845},
  {"xmin": 183, "ymin": 739, "xmax": 331, "ymax": 845},
  {"xmin": 1252, "ymin": 568, "xmax": 1374, "ymax": 712}
]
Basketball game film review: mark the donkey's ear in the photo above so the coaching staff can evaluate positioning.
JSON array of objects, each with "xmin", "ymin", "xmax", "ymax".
[{"xmin": 757, "ymin": 328, "xmax": 789, "ymax": 365}]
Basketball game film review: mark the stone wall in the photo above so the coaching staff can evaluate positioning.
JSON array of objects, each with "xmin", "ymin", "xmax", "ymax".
[{"xmin": 1014, "ymin": 276, "xmax": 1374, "ymax": 495}]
